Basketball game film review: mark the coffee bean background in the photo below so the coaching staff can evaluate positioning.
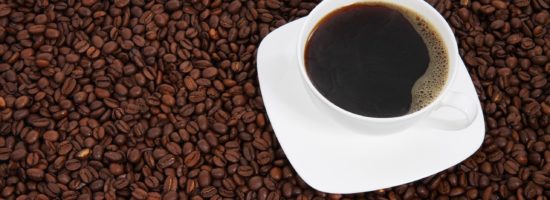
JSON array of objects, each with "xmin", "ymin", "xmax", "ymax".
[{"xmin": 0, "ymin": 0, "xmax": 549, "ymax": 199}]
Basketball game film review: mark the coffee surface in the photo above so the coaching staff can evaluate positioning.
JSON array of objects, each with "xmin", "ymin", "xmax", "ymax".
[{"xmin": 305, "ymin": 3, "xmax": 448, "ymax": 117}]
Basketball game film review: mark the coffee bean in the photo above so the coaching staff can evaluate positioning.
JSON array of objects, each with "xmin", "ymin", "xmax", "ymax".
[
  {"xmin": 164, "ymin": 176, "xmax": 178, "ymax": 192},
  {"xmin": 0, "ymin": 97, "xmax": 5, "ymax": 108},
  {"xmin": 43, "ymin": 130, "xmax": 59, "ymax": 141},
  {"xmin": 280, "ymin": 182, "xmax": 293, "ymax": 197},
  {"xmin": 202, "ymin": 67, "xmax": 218, "ymax": 78},
  {"xmin": 0, "ymin": 147, "xmax": 11, "ymax": 160},
  {"xmin": 165, "ymin": 0, "xmax": 181, "ymax": 11},
  {"xmin": 449, "ymin": 187, "xmax": 465, "ymax": 196},
  {"xmin": 14, "ymin": 96, "xmax": 30, "ymax": 109},
  {"xmin": 26, "ymin": 154, "xmax": 42, "ymax": 169},
  {"xmin": 189, "ymin": 90, "xmax": 206, "ymax": 103},
  {"xmin": 9, "ymin": 109, "xmax": 22, "ymax": 120},
  {"xmin": 201, "ymin": 186, "xmax": 217, "ymax": 198},
  {"xmin": 0, "ymin": 4, "xmax": 11, "ymax": 17},
  {"xmin": 144, "ymin": 128, "xmax": 160, "ymax": 139},
  {"xmin": 132, "ymin": 187, "xmax": 148, "ymax": 200},
  {"xmin": 28, "ymin": 118, "xmax": 49, "ymax": 127},
  {"xmin": 44, "ymin": 29, "xmax": 60, "ymax": 38},
  {"xmin": 270, "ymin": 167, "xmax": 282, "ymax": 180},
  {"xmin": 461, "ymin": 188, "xmax": 477, "ymax": 199},
  {"xmin": 164, "ymin": 143, "xmax": 181, "ymax": 156},
  {"xmin": 414, "ymin": 185, "xmax": 429, "ymax": 198},
  {"xmin": 23, "ymin": 130, "xmax": 39, "ymax": 144},
  {"xmin": 238, "ymin": 165, "xmax": 254, "ymax": 177},
  {"xmin": 504, "ymin": 160, "xmax": 520, "ymax": 175},
  {"xmin": 158, "ymin": 154, "xmax": 176, "ymax": 168},
  {"xmin": 257, "ymin": 151, "xmax": 272, "ymax": 165},
  {"xmin": 102, "ymin": 41, "xmax": 118, "ymax": 54},
  {"xmin": 145, "ymin": 176, "xmax": 160, "ymax": 189},
  {"xmin": 61, "ymin": 78, "xmax": 78, "ymax": 95},
  {"xmin": 198, "ymin": 170, "xmax": 212, "ymax": 187},
  {"xmin": 224, "ymin": 150, "xmax": 240, "ymax": 163},
  {"xmin": 212, "ymin": 168, "xmax": 225, "ymax": 179},
  {"xmin": 104, "ymin": 151, "xmax": 123, "ymax": 162},
  {"xmin": 114, "ymin": 0, "xmax": 129, "ymax": 7},
  {"xmin": 266, "ymin": 191, "xmax": 281, "ymax": 200},
  {"xmin": 184, "ymin": 151, "xmax": 201, "ymax": 167},
  {"xmin": 26, "ymin": 168, "xmax": 45, "ymax": 181},
  {"xmin": 11, "ymin": 148, "xmax": 27, "ymax": 161},
  {"xmin": 79, "ymin": 168, "xmax": 93, "ymax": 183},
  {"xmin": 248, "ymin": 176, "xmax": 263, "ymax": 191},
  {"xmin": 253, "ymin": 138, "xmax": 270, "ymax": 151},
  {"xmin": 228, "ymin": 1, "xmax": 242, "ymax": 13},
  {"xmin": 195, "ymin": 139, "xmax": 209, "ymax": 153},
  {"xmin": 506, "ymin": 177, "xmax": 523, "ymax": 191},
  {"xmin": 490, "ymin": 20, "xmax": 505, "ymax": 29},
  {"xmin": 109, "ymin": 163, "xmax": 124, "ymax": 176},
  {"xmin": 65, "ymin": 159, "xmax": 81, "ymax": 171}
]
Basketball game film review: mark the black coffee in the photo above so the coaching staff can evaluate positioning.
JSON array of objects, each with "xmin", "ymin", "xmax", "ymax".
[{"xmin": 305, "ymin": 3, "xmax": 449, "ymax": 118}]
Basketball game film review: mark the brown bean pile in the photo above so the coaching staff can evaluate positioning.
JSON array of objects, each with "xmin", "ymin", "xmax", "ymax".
[{"xmin": 0, "ymin": 0, "xmax": 549, "ymax": 199}]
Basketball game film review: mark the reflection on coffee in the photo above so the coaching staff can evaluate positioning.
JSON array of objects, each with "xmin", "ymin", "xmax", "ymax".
[{"xmin": 305, "ymin": 2, "xmax": 449, "ymax": 118}]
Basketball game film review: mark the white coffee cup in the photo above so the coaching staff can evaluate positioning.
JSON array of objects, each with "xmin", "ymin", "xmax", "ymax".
[{"xmin": 296, "ymin": 0, "xmax": 478, "ymax": 133}]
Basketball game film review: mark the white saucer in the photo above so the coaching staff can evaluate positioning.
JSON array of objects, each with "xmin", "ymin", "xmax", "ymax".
[{"xmin": 257, "ymin": 18, "xmax": 485, "ymax": 194}]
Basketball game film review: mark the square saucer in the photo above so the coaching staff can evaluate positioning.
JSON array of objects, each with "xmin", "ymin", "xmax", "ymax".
[{"xmin": 257, "ymin": 18, "xmax": 485, "ymax": 194}]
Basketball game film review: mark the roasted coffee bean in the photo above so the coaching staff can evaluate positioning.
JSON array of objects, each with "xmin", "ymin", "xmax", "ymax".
[
  {"xmin": 212, "ymin": 123, "xmax": 228, "ymax": 133},
  {"xmin": 198, "ymin": 170, "xmax": 212, "ymax": 187},
  {"xmin": 248, "ymin": 176, "xmax": 263, "ymax": 191},
  {"xmin": 0, "ymin": 97, "xmax": 6, "ymax": 108},
  {"xmin": 23, "ymin": 130, "xmax": 39, "ymax": 144},
  {"xmin": 79, "ymin": 168, "xmax": 93, "ymax": 183},
  {"xmin": 238, "ymin": 165, "xmax": 255, "ymax": 177},
  {"xmin": 43, "ymin": 130, "xmax": 59, "ymax": 142},
  {"xmin": 132, "ymin": 188, "xmax": 148, "ymax": 200},
  {"xmin": 0, "ymin": 147, "xmax": 11, "ymax": 160},
  {"xmin": 26, "ymin": 168, "xmax": 45, "ymax": 181},
  {"xmin": 104, "ymin": 151, "xmax": 123, "ymax": 162},
  {"xmin": 11, "ymin": 148, "xmax": 27, "ymax": 161},
  {"xmin": 212, "ymin": 168, "xmax": 226, "ymax": 179},
  {"xmin": 14, "ymin": 96, "xmax": 30, "ymax": 109},
  {"xmin": 257, "ymin": 151, "xmax": 272, "ymax": 165},
  {"xmin": 65, "ymin": 159, "xmax": 81, "ymax": 171},
  {"xmin": 0, "ymin": 4, "xmax": 11, "ymax": 17},
  {"xmin": 253, "ymin": 138, "xmax": 270, "ymax": 151},
  {"xmin": 109, "ymin": 163, "xmax": 124, "ymax": 176},
  {"xmin": 28, "ymin": 118, "xmax": 50, "ymax": 127},
  {"xmin": 158, "ymin": 154, "xmax": 176, "ymax": 168},
  {"xmin": 201, "ymin": 186, "xmax": 217, "ymax": 198},
  {"xmin": 184, "ymin": 151, "xmax": 201, "ymax": 167},
  {"xmin": 76, "ymin": 148, "xmax": 91, "ymax": 159},
  {"xmin": 224, "ymin": 150, "xmax": 240, "ymax": 163}
]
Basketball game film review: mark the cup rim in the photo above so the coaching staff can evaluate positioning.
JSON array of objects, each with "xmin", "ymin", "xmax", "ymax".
[{"xmin": 296, "ymin": 0, "xmax": 459, "ymax": 122}]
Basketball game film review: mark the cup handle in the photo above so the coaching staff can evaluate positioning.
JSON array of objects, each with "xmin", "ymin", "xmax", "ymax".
[{"xmin": 428, "ymin": 91, "xmax": 479, "ymax": 130}]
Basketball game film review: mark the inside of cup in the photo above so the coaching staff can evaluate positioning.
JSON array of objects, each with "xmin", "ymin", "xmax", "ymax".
[{"xmin": 297, "ymin": 0, "xmax": 459, "ymax": 119}]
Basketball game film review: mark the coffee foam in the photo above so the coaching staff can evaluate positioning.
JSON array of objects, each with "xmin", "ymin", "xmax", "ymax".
[
  {"xmin": 405, "ymin": 12, "xmax": 449, "ymax": 113},
  {"xmin": 367, "ymin": 2, "xmax": 449, "ymax": 113}
]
